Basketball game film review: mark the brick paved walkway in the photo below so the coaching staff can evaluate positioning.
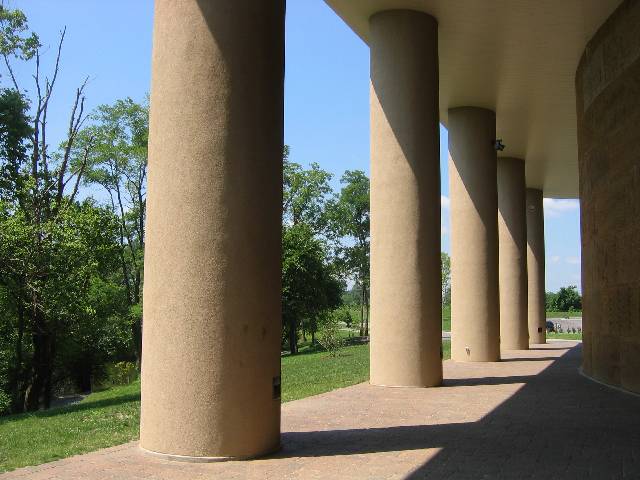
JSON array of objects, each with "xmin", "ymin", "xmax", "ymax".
[{"xmin": 4, "ymin": 341, "xmax": 640, "ymax": 479}]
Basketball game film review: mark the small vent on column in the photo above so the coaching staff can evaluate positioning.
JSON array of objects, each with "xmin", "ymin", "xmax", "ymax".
[
  {"xmin": 538, "ymin": 327, "xmax": 543, "ymax": 333},
  {"xmin": 465, "ymin": 347, "xmax": 471, "ymax": 356}
]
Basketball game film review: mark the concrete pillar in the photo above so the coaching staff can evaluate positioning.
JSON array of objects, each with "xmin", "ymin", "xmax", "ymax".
[
  {"xmin": 139, "ymin": 1, "xmax": 284, "ymax": 460},
  {"xmin": 449, "ymin": 107, "xmax": 500, "ymax": 362},
  {"xmin": 369, "ymin": 10, "xmax": 442, "ymax": 387},
  {"xmin": 526, "ymin": 189, "xmax": 546, "ymax": 344},
  {"xmin": 498, "ymin": 158, "xmax": 529, "ymax": 350}
]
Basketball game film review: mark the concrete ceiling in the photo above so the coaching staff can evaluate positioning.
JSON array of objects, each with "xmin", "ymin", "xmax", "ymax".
[{"xmin": 324, "ymin": 0, "xmax": 622, "ymax": 198}]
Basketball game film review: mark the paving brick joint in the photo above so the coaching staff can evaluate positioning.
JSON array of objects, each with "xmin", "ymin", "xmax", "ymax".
[{"xmin": 4, "ymin": 341, "xmax": 640, "ymax": 479}]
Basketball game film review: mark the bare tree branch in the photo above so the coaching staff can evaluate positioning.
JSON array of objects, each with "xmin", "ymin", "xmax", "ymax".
[
  {"xmin": 2, "ymin": 53, "xmax": 20, "ymax": 91},
  {"xmin": 55, "ymin": 76, "xmax": 88, "ymax": 208}
]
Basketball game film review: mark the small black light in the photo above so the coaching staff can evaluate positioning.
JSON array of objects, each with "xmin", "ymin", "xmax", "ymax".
[{"xmin": 494, "ymin": 139, "xmax": 506, "ymax": 151}]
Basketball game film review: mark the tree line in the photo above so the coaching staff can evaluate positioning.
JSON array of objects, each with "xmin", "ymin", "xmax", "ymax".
[{"xmin": 545, "ymin": 285, "xmax": 582, "ymax": 313}]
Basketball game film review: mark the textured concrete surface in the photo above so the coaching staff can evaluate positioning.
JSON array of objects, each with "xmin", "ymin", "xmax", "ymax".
[
  {"xmin": 7, "ymin": 341, "xmax": 640, "ymax": 479},
  {"xmin": 449, "ymin": 107, "xmax": 500, "ymax": 362},
  {"xmin": 141, "ymin": 0, "xmax": 284, "ymax": 457},
  {"xmin": 526, "ymin": 189, "xmax": 546, "ymax": 345},
  {"xmin": 498, "ymin": 157, "xmax": 529, "ymax": 350},
  {"xmin": 577, "ymin": 0, "xmax": 640, "ymax": 394},
  {"xmin": 369, "ymin": 10, "xmax": 442, "ymax": 388}
]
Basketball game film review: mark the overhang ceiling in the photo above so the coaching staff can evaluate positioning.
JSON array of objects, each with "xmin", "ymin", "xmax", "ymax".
[{"xmin": 324, "ymin": 0, "xmax": 622, "ymax": 198}]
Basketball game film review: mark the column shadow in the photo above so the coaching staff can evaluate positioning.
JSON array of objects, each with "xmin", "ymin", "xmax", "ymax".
[{"xmin": 271, "ymin": 344, "xmax": 640, "ymax": 478}]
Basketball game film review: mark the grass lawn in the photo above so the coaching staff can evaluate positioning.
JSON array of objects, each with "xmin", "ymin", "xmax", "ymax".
[
  {"xmin": 547, "ymin": 332, "xmax": 582, "ymax": 340},
  {"xmin": 546, "ymin": 311, "xmax": 582, "ymax": 318},
  {"xmin": 442, "ymin": 305, "xmax": 451, "ymax": 332},
  {"xmin": 344, "ymin": 304, "xmax": 452, "ymax": 331},
  {"xmin": 0, "ymin": 340, "xmax": 452, "ymax": 472}
]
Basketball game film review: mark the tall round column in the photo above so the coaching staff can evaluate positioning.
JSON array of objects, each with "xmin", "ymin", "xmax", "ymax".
[
  {"xmin": 449, "ymin": 107, "xmax": 500, "ymax": 362},
  {"xmin": 369, "ymin": 10, "xmax": 442, "ymax": 387},
  {"xmin": 140, "ymin": 1, "xmax": 284, "ymax": 460},
  {"xmin": 526, "ymin": 189, "xmax": 546, "ymax": 344},
  {"xmin": 498, "ymin": 157, "xmax": 529, "ymax": 350}
]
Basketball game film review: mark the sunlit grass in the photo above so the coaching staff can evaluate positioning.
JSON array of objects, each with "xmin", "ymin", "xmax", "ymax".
[{"xmin": 0, "ymin": 340, "xmax": 452, "ymax": 472}]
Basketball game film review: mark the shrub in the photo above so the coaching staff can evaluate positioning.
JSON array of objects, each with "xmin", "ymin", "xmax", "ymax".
[
  {"xmin": 102, "ymin": 362, "xmax": 138, "ymax": 387},
  {"xmin": 0, "ymin": 390, "xmax": 11, "ymax": 415},
  {"xmin": 317, "ymin": 316, "xmax": 345, "ymax": 357}
]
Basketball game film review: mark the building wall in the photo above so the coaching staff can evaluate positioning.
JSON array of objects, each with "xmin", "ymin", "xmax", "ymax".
[{"xmin": 576, "ymin": 0, "xmax": 640, "ymax": 393}]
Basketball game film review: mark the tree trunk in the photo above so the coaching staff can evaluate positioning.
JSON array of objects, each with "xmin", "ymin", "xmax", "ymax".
[
  {"xmin": 288, "ymin": 318, "xmax": 298, "ymax": 355},
  {"xmin": 25, "ymin": 331, "xmax": 53, "ymax": 411},
  {"xmin": 364, "ymin": 286, "xmax": 370, "ymax": 337},
  {"xmin": 132, "ymin": 316, "xmax": 142, "ymax": 367},
  {"xmin": 359, "ymin": 285, "xmax": 365, "ymax": 336},
  {"xmin": 10, "ymin": 303, "xmax": 26, "ymax": 413}
]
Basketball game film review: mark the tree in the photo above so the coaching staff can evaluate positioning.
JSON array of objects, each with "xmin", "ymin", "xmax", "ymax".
[
  {"xmin": 441, "ymin": 252, "xmax": 451, "ymax": 305},
  {"xmin": 80, "ymin": 98, "xmax": 148, "ymax": 363},
  {"xmin": 282, "ymin": 223, "xmax": 342, "ymax": 354},
  {"xmin": 0, "ymin": 199, "xmax": 121, "ymax": 410},
  {"xmin": 283, "ymin": 145, "xmax": 333, "ymax": 232},
  {"xmin": 327, "ymin": 170, "xmax": 370, "ymax": 336},
  {"xmin": 545, "ymin": 291, "xmax": 559, "ymax": 311},
  {"xmin": 545, "ymin": 286, "xmax": 582, "ymax": 312},
  {"xmin": 0, "ymin": 5, "xmax": 40, "ymax": 90},
  {"xmin": 555, "ymin": 285, "xmax": 582, "ymax": 312},
  {"xmin": 0, "ymin": 9, "xmax": 127, "ymax": 411},
  {"xmin": 282, "ymin": 147, "xmax": 341, "ymax": 351}
]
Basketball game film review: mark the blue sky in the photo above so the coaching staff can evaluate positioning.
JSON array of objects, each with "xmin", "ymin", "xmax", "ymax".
[{"xmin": 9, "ymin": 0, "xmax": 581, "ymax": 292}]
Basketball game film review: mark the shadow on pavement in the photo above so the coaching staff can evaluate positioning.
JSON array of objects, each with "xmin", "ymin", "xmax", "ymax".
[{"xmin": 276, "ymin": 344, "xmax": 640, "ymax": 478}]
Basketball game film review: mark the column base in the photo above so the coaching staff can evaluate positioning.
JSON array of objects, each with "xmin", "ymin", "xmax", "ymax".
[{"xmin": 140, "ymin": 442, "xmax": 282, "ymax": 463}]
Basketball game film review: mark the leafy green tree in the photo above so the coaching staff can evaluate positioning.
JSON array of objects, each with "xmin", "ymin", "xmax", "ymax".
[
  {"xmin": 327, "ymin": 170, "xmax": 370, "ymax": 336},
  {"xmin": 441, "ymin": 252, "xmax": 451, "ymax": 305},
  {"xmin": 283, "ymin": 145, "xmax": 333, "ymax": 232},
  {"xmin": 79, "ymin": 98, "xmax": 148, "ymax": 363},
  {"xmin": 282, "ymin": 224, "xmax": 342, "ymax": 354},
  {"xmin": 545, "ymin": 291, "xmax": 559, "ymax": 311},
  {"xmin": 0, "ymin": 5, "xmax": 40, "ymax": 90},
  {"xmin": 282, "ymin": 147, "xmax": 341, "ymax": 351},
  {"xmin": 0, "ymin": 10, "xmax": 127, "ymax": 412},
  {"xmin": 0, "ymin": 200, "xmax": 121, "ymax": 409},
  {"xmin": 545, "ymin": 286, "xmax": 582, "ymax": 312},
  {"xmin": 555, "ymin": 285, "xmax": 582, "ymax": 312}
]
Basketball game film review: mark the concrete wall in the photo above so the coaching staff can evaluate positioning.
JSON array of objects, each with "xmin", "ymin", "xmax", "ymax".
[{"xmin": 576, "ymin": 0, "xmax": 640, "ymax": 394}]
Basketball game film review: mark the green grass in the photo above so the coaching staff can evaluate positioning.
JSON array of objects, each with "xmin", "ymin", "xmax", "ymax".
[
  {"xmin": 546, "ymin": 311, "xmax": 582, "ymax": 318},
  {"xmin": 0, "ymin": 382, "xmax": 141, "ymax": 473},
  {"xmin": 547, "ymin": 332, "xmax": 582, "ymax": 340},
  {"xmin": 281, "ymin": 343, "xmax": 369, "ymax": 402},
  {"xmin": 0, "ymin": 340, "xmax": 452, "ymax": 472},
  {"xmin": 442, "ymin": 305, "xmax": 451, "ymax": 332},
  {"xmin": 343, "ymin": 304, "xmax": 451, "ymax": 332}
]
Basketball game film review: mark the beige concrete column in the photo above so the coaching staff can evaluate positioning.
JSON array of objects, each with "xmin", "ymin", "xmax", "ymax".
[
  {"xmin": 369, "ymin": 10, "xmax": 442, "ymax": 387},
  {"xmin": 498, "ymin": 158, "xmax": 529, "ymax": 350},
  {"xmin": 139, "ymin": 1, "xmax": 284, "ymax": 460},
  {"xmin": 526, "ymin": 189, "xmax": 546, "ymax": 344},
  {"xmin": 449, "ymin": 107, "xmax": 500, "ymax": 362}
]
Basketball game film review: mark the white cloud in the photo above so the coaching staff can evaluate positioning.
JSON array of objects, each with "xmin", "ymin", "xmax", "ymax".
[
  {"xmin": 441, "ymin": 225, "xmax": 448, "ymax": 236},
  {"xmin": 543, "ymin": 198, "xmax": 579, "ymax": 217},
  {"xmin": 551, "ymin": 255, "xmax": 561, "ymax": 263},
  {"xmin": 441, "ymin": 195, "xmax": 450, "ymax": 209},
  {"xmin": 565, "ymin": 256, "xmax": 580, "ymax": 265}
]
